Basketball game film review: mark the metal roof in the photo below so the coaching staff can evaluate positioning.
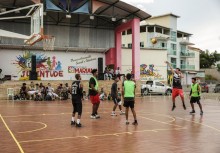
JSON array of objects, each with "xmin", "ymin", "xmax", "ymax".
[{"xmin": 0, "ymin": 0, "xmax": 151, "ymax": 29}]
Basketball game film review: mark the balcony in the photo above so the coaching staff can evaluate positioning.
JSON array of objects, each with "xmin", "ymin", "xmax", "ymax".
[
  {"xmin": 168, "ymin": 49, "xmax": 177, "ymax": 55},
  {"xmin": 180, "ymin": 64, "xmax": 195, "ymax": 70},
  {"xmin": 179, "ymin": 39, "xmax": 195, "ymax": 45},
  {"xmin": 180, "ymin": 51, "xmax": 195, "ymax": 58}
]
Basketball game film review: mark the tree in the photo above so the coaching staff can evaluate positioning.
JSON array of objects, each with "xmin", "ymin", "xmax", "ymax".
[{"xmin": 200, "ymin": 50, "xmax": 220, "ymax": 68}]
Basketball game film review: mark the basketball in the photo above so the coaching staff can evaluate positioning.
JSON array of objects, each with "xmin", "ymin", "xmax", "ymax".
[{"xmin": 151, "ymin": 38, "xmax": 157, "ymax": 44}]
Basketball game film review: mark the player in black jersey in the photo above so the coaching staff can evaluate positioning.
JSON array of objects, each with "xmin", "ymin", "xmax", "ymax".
[
  {"xmin": 165, "ymin": 61, "xmax": 186, "ymax": 111},
  {"xmin": 71, "ymin": 74, "xmax": 83, "ymax": 127}
]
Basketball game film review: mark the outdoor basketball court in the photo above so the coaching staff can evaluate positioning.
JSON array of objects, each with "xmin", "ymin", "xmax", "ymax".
[{"xmin": 1, "ymin": 97, "xmax": 220, "ymax": 153}]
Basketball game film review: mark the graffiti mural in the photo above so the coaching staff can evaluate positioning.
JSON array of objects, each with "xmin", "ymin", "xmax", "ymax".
[
  {"xmin": 140, "ymin": 64, "xmax": 165, "ymax": 81},
  {"xmin": 13, "ymin": 51, "xmax": 63, "ymax": 80}
]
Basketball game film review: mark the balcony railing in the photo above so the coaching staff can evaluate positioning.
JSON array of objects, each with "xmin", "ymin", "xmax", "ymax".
[
  {"xmin": 180, "ymin": 64, "xmax": 195, "ymax": 70},
  {"xmin": 168, "ymin": 49, "xmax": 177, "ymax": 55},
  {"xmin": 180, "ymin": 51, "xmax": 195, "ymax": 58}
]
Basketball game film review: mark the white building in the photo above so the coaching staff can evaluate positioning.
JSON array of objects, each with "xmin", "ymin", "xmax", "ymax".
[{"xmin": 121, "ymin": 13, "xmax": 204, "ymax": 85}]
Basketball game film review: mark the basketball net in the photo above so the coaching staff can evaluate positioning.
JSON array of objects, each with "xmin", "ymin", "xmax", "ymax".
[{"xmin": 43, "ymin": 35, "xmax": 55, "ymax": 51}]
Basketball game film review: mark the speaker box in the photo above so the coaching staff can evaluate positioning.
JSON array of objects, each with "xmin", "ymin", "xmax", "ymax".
[
  {"xmin": 29, "ymin": 71, "xmax": 38, "ymax": 80},
  {"xmin": 98, "ymin": 58, "xmax": 103, "ymax": 73},
  {"xmin": 98, "ymin": 73, "xmax": 104, "ymax": 80},
  {"xmin": 31, "ymin": 55, "xmax": 37, "ymax": 72},
  {"xmin": 4, "ymin": 75, "xmax": 11, "ymax": 80}
]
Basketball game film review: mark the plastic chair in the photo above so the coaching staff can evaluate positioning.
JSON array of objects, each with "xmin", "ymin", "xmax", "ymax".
[{"xmin": 7, "ymin": 88, "xmax": 14, "ymax": 101}]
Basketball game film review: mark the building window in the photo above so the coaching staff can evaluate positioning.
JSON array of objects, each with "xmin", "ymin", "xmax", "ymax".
[
  {"xmin": 156, "ymin": 27, "xmax": 162, "ymax": 34},
  {"xmin": 170, "ymin": 31, "xmax": 177, "ymax": 42},
  {"xmin": 127, "ymin": 29, "xmax": 132, "ymax": 35},
  {"xmin": 161, "ymin": 42, "xmax": 167, "ymax": 48},
  {"xmin": 122, "ymin": 31, "xmax": 126, "ymax": 35},
  {"xmin": 140, "ymin": 26, "xmax": 146, "ymax": 33},
  {"xmin": 140, "ymin": 42, "xmax": 144, "ymax": 48},
  {"xmin": 147, "ymin": 26, "xmax": 154, "ymax": 33},
  {"xmin": 171, "ymin": 43, "xmax": 177, "ymax": 50},
  {"xmin": 128, "ymin": 43, "xmax": 132, "ymax": 48},
  {"xmin": 122, "ymin": 44, "xmax": 125, "ymax": 47}
]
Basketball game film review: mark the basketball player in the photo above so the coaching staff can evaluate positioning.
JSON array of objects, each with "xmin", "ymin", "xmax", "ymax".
[
  {"xmin": 71, "ymin": 74, "xmax": 83, "ymax": 127},
  {"xmin": 89, "ymin": 69, "xmax": 100, "ymax": 119},
  {"xmin": 189, "ymin": 78, "xmax": 203, "ymax": 115},
  {"xmin": 122, "ymin": 73, "xmax": 138, "ymax": 125},
  {"xmin": 111, "ymin": 76, "xmax": 125, "ymax": 116},
  {"xmin": 165, "ymin": 61, "xmax": 186, "ymax": 111}
]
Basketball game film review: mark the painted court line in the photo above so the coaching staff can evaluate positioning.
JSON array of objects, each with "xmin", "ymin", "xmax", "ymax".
[
  {"xmin": 12, "ymin": 121, "xmax": 47, "ymax": 133},
  {"xmin": 0, "ymin": 114, "xmax": 24, "ymax": 153}
]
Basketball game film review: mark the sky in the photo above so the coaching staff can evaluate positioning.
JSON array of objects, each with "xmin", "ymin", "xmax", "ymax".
[{"xmin": 121, "ymin": 0, "xmax": 220, "ymax": 53}]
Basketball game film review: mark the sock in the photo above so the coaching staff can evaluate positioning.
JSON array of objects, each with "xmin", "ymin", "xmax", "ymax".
[
  {"xmin": 77, "ymin": 119, "xmax": 80, "ymax": 124},
  {"xmin": 120, "ymin": 110, "xmax": 123, "ymax": 112},
  {"xmin": 126, "ymin": 120, "xmax": 128, "ymax": 123},
  {"xmin": 112, "ymin": 111, "xmax": 115, "ymax": 114},
  {"xmin": 72, "ymin": 117, "xmax": 75, "ymax": 122}
]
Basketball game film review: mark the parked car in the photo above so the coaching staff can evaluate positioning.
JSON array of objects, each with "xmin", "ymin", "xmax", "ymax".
[
  {"xmin": 214, "ymin": 84, "xmax": 220, "ymax": 93},
  {"xmin": 199, "ymin": 82, "xmax": 209, "ymax": 93},
  {"xmin": 141, "ymin": 81, "xmax": 172, "ymax": 96}
]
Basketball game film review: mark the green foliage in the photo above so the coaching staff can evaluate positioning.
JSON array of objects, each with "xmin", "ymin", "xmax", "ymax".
[
  {"xmin": 205, "ymin": 75, "xmax": 217, "ymax": 81},
  {"xmin": 217, "ymin": 64, "xmax": 220, "ymax": 71},
  {"xmin": 200, "ymin": 50, "xmax": 220, "ymax": 68}
]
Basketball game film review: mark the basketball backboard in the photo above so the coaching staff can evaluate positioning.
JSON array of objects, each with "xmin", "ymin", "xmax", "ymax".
[{"xmin": 0, "ymin": 3, "xmax": 44, "ymax": 45}]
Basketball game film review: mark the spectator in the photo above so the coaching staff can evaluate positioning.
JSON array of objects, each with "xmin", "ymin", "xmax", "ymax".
[
  {"xmin": 56, "ymin": 84, "xmax": 63, "ymax": 97},
  {"xmin": 99, "ymin": 87, "xmax": 107, "ymax": 100},
  {"xmin": 28, "ymin": 81, "xmax": 36, "ymax": 100},
  {"xmin": 39, "ymin": 83, "xmax": 46, "ymax": 99},
  {"xmin": 62, "ymin": 83, "xmax": 70, "ymax": 100},
  {"xmin": 115, "ymin": 67, "xmax": 121, "ymax": 79},
  {"xmin": 45, "ymin": 83, "xmax": 59, "ymax": 100},
  {"xmin": 0, "ymin": 69, "xmax": 4, "ymax": 83},
  {"xmin": 34, "ymin": 83, "xmax": 43, "ymax": 101},
  {"xmin": 20, "ymin": 83, "xmax": 28, "ymax": 100}
]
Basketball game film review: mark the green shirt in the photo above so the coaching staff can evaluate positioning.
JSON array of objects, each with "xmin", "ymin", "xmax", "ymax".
[
  {"xmin": 191, "ymin": 83, "xmax": 200, "ymax": 97},
  {"xmin": 123, "ymin": 80, "xmax": 135, "ymax": 98}
]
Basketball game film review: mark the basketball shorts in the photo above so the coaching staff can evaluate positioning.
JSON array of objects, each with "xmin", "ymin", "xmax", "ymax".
[
  {"xmin": 172, "ymin": 88, "xmax": 184, "ymax": 99},
  {"xmin": 90, "ymin": 94, "xmax": 100, "ymax": 104}
]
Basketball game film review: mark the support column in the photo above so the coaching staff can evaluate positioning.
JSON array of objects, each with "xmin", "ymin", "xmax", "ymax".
[
  {"xmin": 132, "ymin": 18, "xmax": 140, "ymax": 80},
  {"xmin": 115, "ymin": 31, "xmax": 122, "ymax": 70}
]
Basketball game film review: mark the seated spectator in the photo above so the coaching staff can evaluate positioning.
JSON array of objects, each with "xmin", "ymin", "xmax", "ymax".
[
  {"xmin": 20, "ymin": 83, "xmax": 28, "ymax": 100},
  {"xmin": 0, "ymin": 69, "xmax": 4, "ymax": 83},
  {"xmin": 39, "ymin": 83, "xmax": 46, "ymax": 100},
  {"xmin": 56, "ymin": 84, "xmax": 63, "ymax": 97},
  {"xmin": 45, "ymin": 83, "xmax": 60, "ymax": 100},
  {"xmin": 61, "ymin": 83, "xmax": 70, "ymax": 100},
  {"xmin": 27, "ymin": 81, "xmax": 36, "ymax": 99},
  {"xmin": 34, "ymin": 83, "xmax": 43, "ymax": 101},
  {"xmin": 107, "ymin": 92, "xmax": 111, "ymax": 101},
  {"xmin": 104, "ymin": 67, "xmax": 108, "ymax": 80},
  {"xmin": 99, "ymin": 87, "xmax": 107, "ymax": 100},
  {"xmin": 115, "ymin": 67, "xmax": 121, "ymax": 79}
]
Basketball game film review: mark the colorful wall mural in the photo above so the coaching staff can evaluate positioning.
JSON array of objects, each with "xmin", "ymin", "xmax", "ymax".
[
  {"xmin": 140, "ymin": 64, "xmax": 165, "ymax": 81},
  {"xmin": 0, "ymin": 50, "xmax": 104, "ymax": 80}
]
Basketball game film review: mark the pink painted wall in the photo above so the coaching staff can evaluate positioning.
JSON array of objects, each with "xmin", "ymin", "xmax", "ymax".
[{"xmin": 105, "ymin": 48, "xmax": 116, "ymax": 66}]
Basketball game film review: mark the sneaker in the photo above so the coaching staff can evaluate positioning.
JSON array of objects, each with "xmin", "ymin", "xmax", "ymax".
[
  {"xmin": 111, "ymin": 113, "xmax": 117, "ymax": 116},
  {"xmin": 95, "ymin": 114, "xmax": 100, "ymax": 118},
  {"xmin": 71, "ymin": 121, "xmax": 76, "ymax": 125},
  {"xmin": 76, "ymin": 123, "xmax": 82, "ymax": 127},
  {"xmin": 183, "ymin": 104, "xmax": 186, "ymax": 110},
  {"xmin": 172, "ymin": 105, "xmax": 176, "ymax": 111},
  {"xmin": 132, "ymin": 121, "xmax": 138, "ymax": 125},
  {"xmin": 120, "ymin": 111, "xmax": 125, "ymax": 115},
  {"xmin": 126, "ymin": 121, "xmax": 130, "ymax": 125},
  {"xmin": 190, "ymin": 110, "xmax": 196, "ymax": 114},
  {"xmin": 200, "ymin": 111, "xmax": 203, "ymax": 115},
  {"xmin": 90, "ymin": 115, "xmax": 96, "ymax": 119}
]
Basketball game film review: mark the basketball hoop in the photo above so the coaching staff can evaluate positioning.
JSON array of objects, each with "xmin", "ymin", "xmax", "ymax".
[{"xmin": 43, "ymin": 35, "xmax": 55, "ymax": 51}]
